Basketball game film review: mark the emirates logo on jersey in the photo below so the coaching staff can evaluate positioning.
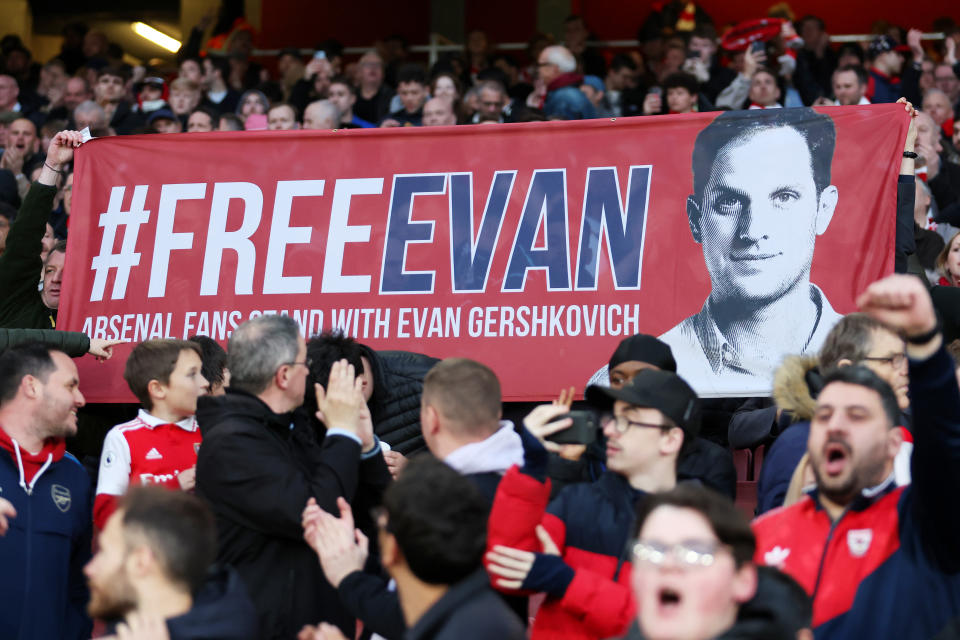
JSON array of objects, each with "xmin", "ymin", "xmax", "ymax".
[{"xmin": 847, "ymin": 529, "xmax": 873, "ymax": 557}]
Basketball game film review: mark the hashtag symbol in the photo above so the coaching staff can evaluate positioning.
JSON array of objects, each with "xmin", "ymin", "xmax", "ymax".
[{"xmin": 89, "ymin": 186, "xmax": 151, "ymax": 301}]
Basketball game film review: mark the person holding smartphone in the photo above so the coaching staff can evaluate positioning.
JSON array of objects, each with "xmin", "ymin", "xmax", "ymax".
[{"xmin": 484, "ymin": 368, "xmax": 700, "ymax": 639}]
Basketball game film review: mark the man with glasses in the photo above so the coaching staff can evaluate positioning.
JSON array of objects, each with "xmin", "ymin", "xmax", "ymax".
[
  {"xmin": 756, "ymin": 312, "xmax": 912, "ymax": 514},
  {"xmin": 484, "ymin": 368, "xmax": 699, "ymax": 639},
  {"xmin": 536, "ymin": 45, "xmax": 596, "ymax": 120},
  {"xmin": 195, "ymin": 315, "xmax": 391, "ymax": 639},
  {"xmin": 933, "ymin": 64, "xmax": 959, "ymax": 109}
]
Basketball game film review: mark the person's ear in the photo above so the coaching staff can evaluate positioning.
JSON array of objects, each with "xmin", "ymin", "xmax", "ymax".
[
  {"xmin": 661, "ymin": 427, "xmax": 684, "ymax": 456},
  {"xmin": 147, "ymin": 379, "xmax": 165, "ymax": 403},
  {"xmin": 274, "ymin": 364, "xmax": 290, "ymax": 391},
  {"xmin": 815, "ymin": 185, "xmax": 838, "ymax": 235},
  {"xmin": 731, "ymin": 563, "xmax": 758, "ymax": 604},
  {"xmin": 126, "ymin": 544, "xmax": 154, "ymax": 580},
  {"xmin": 422, "ymin": 404, "xmax": 440, "ymax": 436},
  {"xmin": 686, "ymin": 195, "xmax": 703, "ymax": 243},
  {"xmin": 886, "ymin": 424, "xmax": 904, "ymax": 460},
  {"xmin": 836, "ymin": 358, "xmax": 852, "ymax": 368},
  {"xmin": 380, "ymin": 531, "xmax": 400, "ymax": 568},
  {"xmin": 22, "ymin": 374, "xmax": 42, "ymax": 399}
]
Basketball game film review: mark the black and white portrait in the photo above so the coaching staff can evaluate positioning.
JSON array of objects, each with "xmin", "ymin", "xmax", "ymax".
[{"xmin": 592, "ymin": 108, "xmax": 843, "ymax": 395}]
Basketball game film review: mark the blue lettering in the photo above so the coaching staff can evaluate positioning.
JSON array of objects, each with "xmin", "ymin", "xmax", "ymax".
[
  {"xmin": 575, "ymin": 166, "xmax": 651, "ymax": 289},
  {"xmin": 503, "ymin": 170, "xmax": 570, "ymax": 291},
  {"xmin": 380, "ymin": 174, "xmax": 446, "ymax": 293},
  {"xmin": 449, "ymin": 171, "xmax": 515, "ymax": 292}
]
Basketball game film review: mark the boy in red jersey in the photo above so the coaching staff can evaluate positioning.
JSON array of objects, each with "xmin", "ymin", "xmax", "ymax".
[{"xmin": 93, "ymin": 339, "xmax": 209, "ymax": 529}]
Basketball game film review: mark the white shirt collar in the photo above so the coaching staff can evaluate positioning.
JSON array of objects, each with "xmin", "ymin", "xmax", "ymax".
[{"xmin": 137, "ymin": 408, "xmax": 198, "ymax": 431}]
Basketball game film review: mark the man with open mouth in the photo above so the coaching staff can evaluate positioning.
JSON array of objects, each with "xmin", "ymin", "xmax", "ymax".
[{"xmin": 753, "ymin": 274, "xmax": 960, "ymax": 638}]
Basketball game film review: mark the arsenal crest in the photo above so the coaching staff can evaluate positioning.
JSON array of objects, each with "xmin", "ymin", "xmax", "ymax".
[
  {"xmin": 847, "ymin": 529, "xmax": 873, "ymax": 557},
  {"xmin": 51, "ymin": 484, "xmax": 71, "ymax": 513}
]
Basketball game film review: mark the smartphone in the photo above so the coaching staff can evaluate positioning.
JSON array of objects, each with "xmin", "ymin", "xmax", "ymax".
[
  {"xmin": 314, "ymin": 50, "xmax": 327, "ymax": 60},
  {"xmin": 750, "ymin": 40, "xmax": 765, "ymax": 54},
  {"xmin": 648, "ymin": 86, "xmax": 662, "ymax": 96},
  {"xmin": 546, "ymin": 411, "xmax": 599, "ymax": 445}
]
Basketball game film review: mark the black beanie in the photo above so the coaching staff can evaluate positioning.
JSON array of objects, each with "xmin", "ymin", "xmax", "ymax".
[{"xmin": 608, "ymin": 334, "xmax": 677, "ymax": 373}]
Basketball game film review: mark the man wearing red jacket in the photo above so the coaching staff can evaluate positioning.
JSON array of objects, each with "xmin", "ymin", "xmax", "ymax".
[
  {"xmin": 485, "ymin": 369, "xmax": 699, "ymax": 639},
  {"xmin": 94, "ymin": 339, "xmax": 208, "ymax": 529},
  {"xmin": 753, "ymin": 274, "xmax": 960, "ymax": 638}
]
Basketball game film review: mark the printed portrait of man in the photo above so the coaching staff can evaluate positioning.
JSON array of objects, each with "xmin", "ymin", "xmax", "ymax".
[
  {"xmin": 661, "ymin": 107, "xmax": 843, "ymax": 394},
  {"xmin": 589, "ymin": 108, "xmax": 843, "ymax": 395}
]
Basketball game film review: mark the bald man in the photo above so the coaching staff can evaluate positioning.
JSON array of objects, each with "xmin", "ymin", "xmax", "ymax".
[
  {"xmin": 422, "ymin": 97, "xmax": 456, "ymax": 126},
  {"xmin": 302, "ymin": 100, "xmax": 340, "ymax": 130}
]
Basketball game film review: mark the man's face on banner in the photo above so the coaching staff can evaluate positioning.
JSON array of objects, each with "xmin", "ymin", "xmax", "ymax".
[{"xmin": 687, "ymin": 126, "xmax": 837, "ymax": 306}]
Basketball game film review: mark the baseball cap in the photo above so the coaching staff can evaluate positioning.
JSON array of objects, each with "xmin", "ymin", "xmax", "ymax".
[
  {"xmin": 135, "ymin": 76, "xmax": 165, "ymax": 92},
  {"xmin": 147, "ymin": 108, "xmax": 177, "ymax": 125},
  {"xmin": 868, "ymin": 35, "xmax": 910, "ymax": 59},
  {"xmin": 586, "ymin": 368, "xmax": 700, "ymax": 437},
  {"xmin": 608, "ymin": 334, "xmax": 677, "ymax": 372},
  {"xmin": 582, "ymin": 75, "xmax": 605, "ymax": 93}
]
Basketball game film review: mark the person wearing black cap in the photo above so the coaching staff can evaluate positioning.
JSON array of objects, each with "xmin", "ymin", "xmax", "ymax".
[
  {"xmin": 485, "ymin": 368, "xmax": 699, "ymax": 639},
  {"xmin": 134, "ymin": 76, "xmax": 166, "ymax": 115},
  {"xmin": 148, "ymin": 109, "xmax": 182, "ymax": 134},
  {"xmin": 866, "ymin": 35, "xmax": 907, "ymax": 104},
  {"xmin": 582, "ymin": 334, "xmax": 735, "ymax": 499}
]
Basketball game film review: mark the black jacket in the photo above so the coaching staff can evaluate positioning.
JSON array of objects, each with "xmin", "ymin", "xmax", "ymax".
[
  {"xmin": 195, "ymin": 389, "xmax": 391, "ymax": 639},
  {"xmin": 0, "ymin": 327, "xmax": 90, "ymax": 356},
  {"xmin": 406, "ymin": 570, "xmax": 525, "ymax": 640},
  {"xmin": 0, "ymin": 182, "xmax": 57, "ymax": 329},
  {"xmin": 108, "ymin": 101, "xmax": 146, "ymax": 135},
  {"xmin": 166, "ymin": 567, "xmax": 257, "ymax": 640},
  {"xmin": 101, "ymin": 567, "xmax": 259, "ymax": 640},
  {"xmin": 364, "ymin": 349, "xmax": 440, "ymax": 454},
  {"xmin": 335, "ymin": 468, "xmax": 523, "ymax": 640}
]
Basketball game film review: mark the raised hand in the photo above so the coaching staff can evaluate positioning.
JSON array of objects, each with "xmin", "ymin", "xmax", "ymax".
[
  {"xmin": 314, "ymin": 360, "xmax": 364, "ymax": 435},
  {"xmin": 856, "ymin": 275, "xmax": 939, "ymax": 353},
  {"xmin": 45, "ymin": 130, "xmax": 84, "ymax": 169}
]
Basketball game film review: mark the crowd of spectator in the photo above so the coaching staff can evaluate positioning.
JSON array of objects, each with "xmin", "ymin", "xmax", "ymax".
[{"xmin": 2, "ymin": 3, "xmax": 960, "ymax": 640}]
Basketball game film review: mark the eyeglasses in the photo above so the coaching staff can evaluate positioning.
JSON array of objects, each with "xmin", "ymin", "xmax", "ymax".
[
  {"xmin": 632, "ymin": 540, "xmax": 729, "ymax": 568},
  {"xmin": 862, "ymin": 353, "xmax": 907, "ymax": 369},
  {"xmin": 601, "ymin": 412, "xmax": 668, "ymax": 434},
  {"xmin": 282, "ymin": 358, "xmax": 312, "ymax": 369}
]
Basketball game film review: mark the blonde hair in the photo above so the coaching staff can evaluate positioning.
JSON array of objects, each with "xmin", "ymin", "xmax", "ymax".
[
  {"xmin": 784, "ymin": 453, "xmax": 814, "ymax": 508},
  {"xmin": 169, "ymin": 78, "xmax": 199, "ymax": 94}
]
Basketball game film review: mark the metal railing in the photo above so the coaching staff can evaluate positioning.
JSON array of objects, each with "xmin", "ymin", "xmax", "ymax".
[{"xmin": 253, "ymin": 32, "xmax": 946, "ymax": 67}]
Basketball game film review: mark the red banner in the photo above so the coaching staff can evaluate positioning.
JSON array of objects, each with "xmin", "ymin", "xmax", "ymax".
[{"xmin": 61, "ymin": 105, "xmax": 907, "ymax": 402}]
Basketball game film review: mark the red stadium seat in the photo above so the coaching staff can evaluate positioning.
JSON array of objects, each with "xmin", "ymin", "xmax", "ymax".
[
  {"xmin": 753, "ymin": 444, "xmax": 766, "ymax": 480},
  {"xmin": 736, "ymin": 481, "xmax": 758, "ymax": 520},
  {"xmin": 733, "ymin": 449, "xmax": 752, "ymax": 482}
]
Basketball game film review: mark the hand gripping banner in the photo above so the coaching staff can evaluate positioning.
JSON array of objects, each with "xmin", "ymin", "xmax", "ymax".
[{"xmin": 61, "ymin": 105, "xmax": 907, "ymax": 402}]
